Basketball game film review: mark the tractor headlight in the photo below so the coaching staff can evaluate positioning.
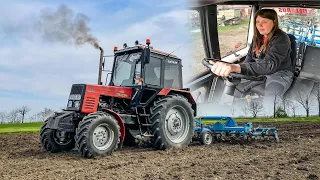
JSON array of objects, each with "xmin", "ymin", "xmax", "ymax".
[
  {"xmin": 68, "ymin": 100, "xmax": 73, "ymax": 107},
  {"xmin": 74, "ymin": 101, "xmax": 81, "ymax": 109}
]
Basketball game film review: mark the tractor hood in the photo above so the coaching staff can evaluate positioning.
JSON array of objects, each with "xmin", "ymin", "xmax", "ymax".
[{"xmin": 85, "ymin": 84, "xmax": 133, "ymax": 99}]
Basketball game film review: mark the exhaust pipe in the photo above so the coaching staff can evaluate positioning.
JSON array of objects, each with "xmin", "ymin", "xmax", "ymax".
[{"xmin": 98, "ymin": 45, "xmax": 104, "ymax": 85}]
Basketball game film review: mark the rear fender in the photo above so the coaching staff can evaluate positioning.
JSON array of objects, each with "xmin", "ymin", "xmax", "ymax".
[
  {"xmin": 103, "ymin": 109, "xmax": 126, "ymax": 143},
  {"xmin": 158, "ymin": 88, "xmax": 197, "ymax": 116}
]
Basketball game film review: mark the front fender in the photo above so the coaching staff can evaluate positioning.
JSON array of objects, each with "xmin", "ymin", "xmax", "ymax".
[{"xmin": 102, "ymin": 109, "xmax": 126, "ymax": 143}]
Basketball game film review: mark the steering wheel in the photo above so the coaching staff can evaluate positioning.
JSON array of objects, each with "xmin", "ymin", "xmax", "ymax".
[{"xmin": 202, "ymin": 58, "xmax": 266, "ymax": 82}]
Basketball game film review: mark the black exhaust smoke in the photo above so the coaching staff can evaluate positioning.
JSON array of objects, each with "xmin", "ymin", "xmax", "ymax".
[{"xmin": 36, "ymin": 4, "xmax": 100, "ymax": 49}]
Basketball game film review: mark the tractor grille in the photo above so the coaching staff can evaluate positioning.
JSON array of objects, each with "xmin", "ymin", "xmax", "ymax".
[
  {"xmin": 66, "ymin": 84, "xmax": 86, "ymax": 111},
  {"xmin": 84, "ymin": 97, "xmax": 95, "ymax": 109},
  {"xmin": 70, "ymin": 84, "xmax": 85, "ymax": 95}
]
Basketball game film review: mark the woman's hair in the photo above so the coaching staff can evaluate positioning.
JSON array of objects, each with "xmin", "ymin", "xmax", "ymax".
[{"xmin": 253, "ymin": 9, "xmax": 280, "ymax": 53}]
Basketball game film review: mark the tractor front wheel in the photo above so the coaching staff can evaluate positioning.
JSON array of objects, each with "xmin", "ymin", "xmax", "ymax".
[
  {"xmin": 40, "ymin": 118, "xmax": 75, "ymax": 153},
  {"xmin": 149, "ymin": 94, "xmax": 194, "ymax": 150},
  {"xmin": 75, "ymin": 112, "xmax": 120, "ymax": 158}
]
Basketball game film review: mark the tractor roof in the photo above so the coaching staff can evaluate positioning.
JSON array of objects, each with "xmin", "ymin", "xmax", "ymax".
[
  {"xmin": 188, "ymin": 0, "xmax": 320, "ymax": 8},
  {"xmin": 115, "ymin": 45, "xmax": 180, "ymax": 59}
]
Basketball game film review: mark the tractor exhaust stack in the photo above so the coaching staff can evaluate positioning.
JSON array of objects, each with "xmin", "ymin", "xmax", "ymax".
[{"xmin": 97, "ymin": 44, "xmax": 104, "ymax": 85}]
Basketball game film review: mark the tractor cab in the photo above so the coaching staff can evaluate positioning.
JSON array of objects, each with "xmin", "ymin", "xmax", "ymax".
[{"xmin": 103, "ymin": 39, "xmax": 183, "ymax": 90}]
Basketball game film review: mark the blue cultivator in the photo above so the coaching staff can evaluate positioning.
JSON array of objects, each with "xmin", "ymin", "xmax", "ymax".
[{"xmin": 193, "ymin": 116, "xmax": 279, "ymax": 145}]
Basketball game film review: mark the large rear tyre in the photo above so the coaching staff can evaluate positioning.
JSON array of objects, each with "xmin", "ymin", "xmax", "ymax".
[
  {"xmin": 75, "ymin": 112, "xmax": 120, "ymax": 158},
  {"xmin": 40, "ymin": 118, "xmax": 75, "ymax": 153},
  {"xmin": 149, "ymin": 94, "xmax": 194, "ymax": 150}
]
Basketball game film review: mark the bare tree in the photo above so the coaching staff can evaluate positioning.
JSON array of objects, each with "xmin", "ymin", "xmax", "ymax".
[
  {"xmin": 8, "ymin": 109, "xmax": 21, "ymax": 123},
  {"xmin": 241, "ymin": 106, "xmax": 249, "ymax": 117},
  {"xmin": 0, "ymin": 111, "xmax": 7, "ymax": 124},
  {"xmin": 230, "ymin": 106, "xmax": 236, "ymax": 116},
  {"xmin": 18, "ymin": 105, "xmax": 31, "ymax": 123},
  {"xmin": 289, "ymin": 101, "xmax": 298, "ymax": 117},
  {"xmin": 266, "ymin": 88, "xmax": 281, "ymax": 118},
  {"xmin": 295, "ymin": 89, "xmax": 312, "ymax": 117},
  {"xmin": 312, "ymin": 82, "xmax": 320, "ymax": 116},
  {"xmin": 279, "ymin": 94, "xmax": 292, "ymax": 114},
  {"xmin": 247, "ymin": 100, "xmax": 263, "ymax": 118},
  {"xmin": 40, "ymin": 107, "xmax": 55, "ymax": 120},
  {"xmin": 28, "ymin": 107, "xmax": 55, "ymax": 122}
]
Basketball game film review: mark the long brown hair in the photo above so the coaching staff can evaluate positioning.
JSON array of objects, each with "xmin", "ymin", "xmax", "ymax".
[{"xmin": 253, "ymin": 9, "xmax": 280, "ymax": 54}]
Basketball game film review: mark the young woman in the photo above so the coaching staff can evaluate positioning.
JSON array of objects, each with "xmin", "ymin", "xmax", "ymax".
[{"xmin": 210, "ymin": 9, "xmax": 294, "ymax": 112}]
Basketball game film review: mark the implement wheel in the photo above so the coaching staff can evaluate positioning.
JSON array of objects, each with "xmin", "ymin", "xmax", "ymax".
[
  {"xmin": 149, "ymin": 94, "xmax": 194, "ymax": 150},
  {"xmin": 200, "ymin": 129, "xmax": 213, "ymax": 145},
  {"xmin": 75, "ymin": 112, "xmax": 120, "ymax": 158}
]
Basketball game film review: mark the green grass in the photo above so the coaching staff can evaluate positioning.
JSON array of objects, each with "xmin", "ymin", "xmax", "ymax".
[
  {"xmin": 1, "ymin": 116, "xmax": 320, "ymax": 134},
  {"xmin": 0, "ymin": 122, "xmax": 43, "ymax": 134},
  {"xmin": 200, "ymin": 116, "xmax": 320, "ymax": 125}
]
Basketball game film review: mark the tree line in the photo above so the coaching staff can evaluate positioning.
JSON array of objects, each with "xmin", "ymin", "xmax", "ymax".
[
  {"xmin": 0, "ymin": 106, "xmax": 56, "ymax": 124},
  {"xmin": 239, "ymin": 84, "xmax": 320, "ymax": 118}
]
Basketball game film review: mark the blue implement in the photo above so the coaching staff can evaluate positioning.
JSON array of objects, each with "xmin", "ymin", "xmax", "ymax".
[{"xmin": 193, "ymin": 116, "xmax": 279, "ymax": 144}]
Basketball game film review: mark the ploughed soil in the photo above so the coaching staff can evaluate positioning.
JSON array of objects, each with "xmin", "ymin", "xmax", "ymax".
[{"xmin": 0, "ymin": 122, "xmax": 319, "ymax": 180}]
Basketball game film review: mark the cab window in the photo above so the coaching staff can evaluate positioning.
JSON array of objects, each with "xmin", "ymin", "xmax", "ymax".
[{"xmin": 217, "ymin": 5, "xmax": 252, "ymax": 58}]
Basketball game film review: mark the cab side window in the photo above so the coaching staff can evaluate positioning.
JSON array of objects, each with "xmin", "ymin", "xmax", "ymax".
[{"xmin": 217, "ymin": 5, "xmax": 252, "ymax": 58}]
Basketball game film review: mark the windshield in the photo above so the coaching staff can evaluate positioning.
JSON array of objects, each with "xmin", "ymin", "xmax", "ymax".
[
  {"xmin": 144, "ymin": 56, "xmax": 161, "ymax": 87},
  {"xmin": 112, "ymin": 52, "xmax": 142, "ymax": 86}
]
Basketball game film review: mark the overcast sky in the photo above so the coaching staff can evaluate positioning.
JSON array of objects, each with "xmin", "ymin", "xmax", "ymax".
[{"xmin": 0, "ymin": 0, "xmax": 194, "ymax": 117}]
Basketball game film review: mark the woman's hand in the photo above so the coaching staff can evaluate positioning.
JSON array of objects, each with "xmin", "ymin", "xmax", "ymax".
[{"xmin": 209, "ymin": 60, "xmax": 241, "ymax": 77}]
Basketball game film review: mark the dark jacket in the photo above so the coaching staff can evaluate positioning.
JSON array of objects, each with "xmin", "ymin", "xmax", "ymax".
[{"xmin": 239, "ymin": 29, "xmax": 293, "ymax": 76}]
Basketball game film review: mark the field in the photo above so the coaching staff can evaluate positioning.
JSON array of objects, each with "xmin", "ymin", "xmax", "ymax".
[{"xmin": 0, "ymin": 120, "xmax": 319, "ymax": 180}]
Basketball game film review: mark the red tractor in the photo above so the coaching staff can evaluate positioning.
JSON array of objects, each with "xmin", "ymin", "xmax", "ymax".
[{"xmin": 40, "ymin": 39, "xmax": 197, "ymax": 158}]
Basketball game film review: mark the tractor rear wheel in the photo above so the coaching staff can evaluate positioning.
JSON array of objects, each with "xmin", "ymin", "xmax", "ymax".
[
  {"xmin": 149, "ymin": 94, "xmax": 194, "ymax": 150},
  {"xmin": 40, "ymin": 118, "xmax": 75, "ymax": 153},
  {"xmin": 75, "ymin": 112, "xmax": 120, "ymax": 158}
]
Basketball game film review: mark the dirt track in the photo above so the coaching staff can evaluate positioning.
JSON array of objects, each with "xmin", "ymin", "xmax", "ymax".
[{"xmin": 0, "ymin": 122, "xmax": 319, "ymax": 180}]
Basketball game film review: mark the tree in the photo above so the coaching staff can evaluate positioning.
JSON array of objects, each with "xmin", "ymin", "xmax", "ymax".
[
  {"xmin": 241, "ymin": 105, "xmax": 249, "ymax": 117},
  {"xmin": 18, "ymin": 105, "xmax": 31, "ymax": 123},
  {"xmin": 39, "ymin": 107, "xmax": 55, "ymax": 120},
  {"xmin": 230, "ymin": 106, "xmax": 236, "ymax": 116},
  {"xmin": 312, "ymin": 82, "xmax": 320, "ymax": 116},
  {"xmin": 279, "ymin": 94, "xmax": 292, "ymax": 114},
  {"xmin": 295, "ymin": 89, "xmax": 312, "ymax": 117},
  {"xmin": 275, "ymin": 107, "xmax": 288, "ymax": 118},
  {"xmin": 29, "ymin": 107, "xmax": 55, "ymax": 122},
  {"xmin": 246, "ymin": 100, "xmax": 263, "ymax": 118},
  {"xmin": 8, "ymin": 109, "xmax": 21, "ymax": 123},
  {"xmin": 289, "ymin": 101, "xmax": 298, "ymax": 117},
  {"xmin": 0, "ymin": 111, "xmax": 7, "ymax": 124}
]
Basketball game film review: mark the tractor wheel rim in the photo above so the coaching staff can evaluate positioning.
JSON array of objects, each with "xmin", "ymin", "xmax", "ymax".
[
  {"xmin": 92, "ymin": 123, "xmax": 114, "ymax": 151},
  {"xmin": 165, "ymin": 105, "xmax": 189, "ymax": 143},
  {"xmin": 204, "ymin": 133, "xmax": 212, "ymax": 145},
  {"xmin": 53, "ymin": 130, "xmax": 72, "ymax": 145}
]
